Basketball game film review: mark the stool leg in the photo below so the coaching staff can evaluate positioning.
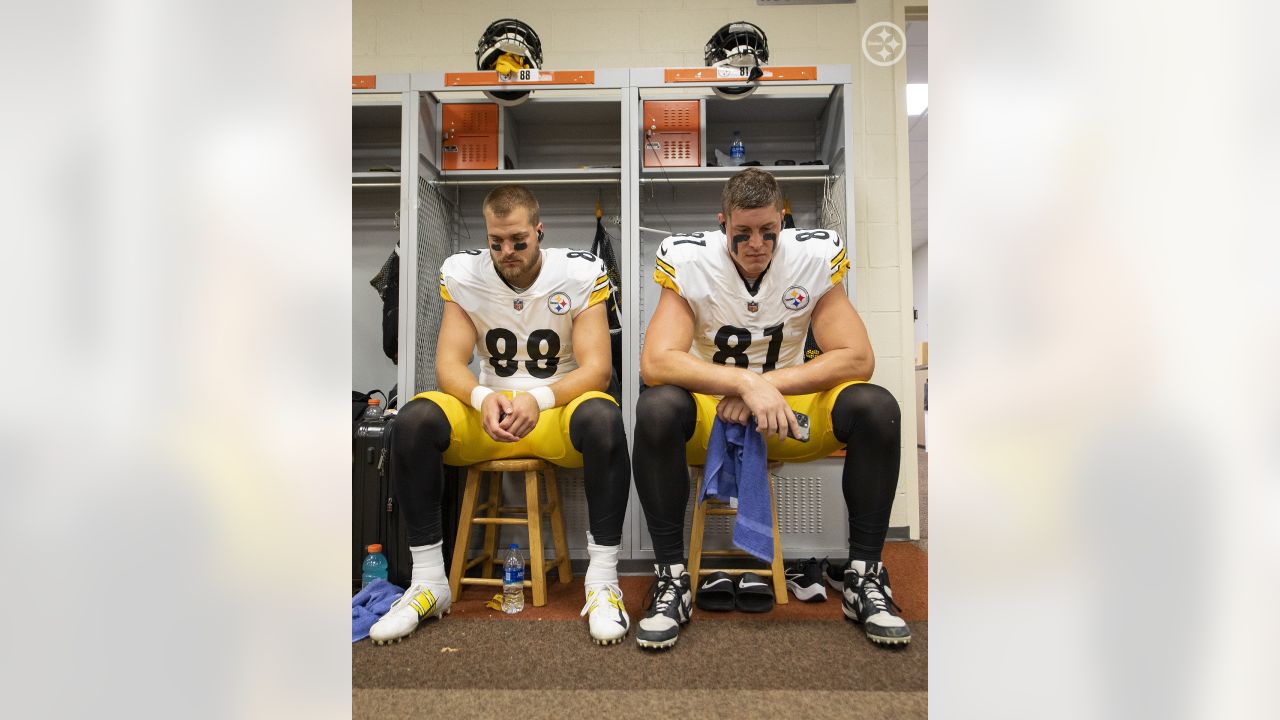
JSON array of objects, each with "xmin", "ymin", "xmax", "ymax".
[
  {"xmin": 542, "ymin": 466, "xmax": 572, "ymax": 584},
  {"xmin": 769, "ymin": 472, "xmax": 788, "ymax": 604},
  {"xmin": 480, "ymin": 472, "xmax": 501, "ymax": 579},
  {"xmin": 449, "ymin": 467, "xmax": 482, "ymax": 602},
  {"xmin": 525, "ymin": 469, "xmax": 547, "ymax": 607},
  {"xmin": 687, "ymin": 468, "xmax": 707, "ymax": 602}
]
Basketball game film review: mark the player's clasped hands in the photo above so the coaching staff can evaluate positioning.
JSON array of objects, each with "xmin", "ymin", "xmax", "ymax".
[
  {"xmin": 480, "ymin": 392, "xmax": 519, "ymax": 442},
  {"xmin": 501, "ymin": 392, "xmax": 541, "ymax": 439},
  {"xmin": 480, "ymin": 392, "xmax": 540, "ymax": 442}
]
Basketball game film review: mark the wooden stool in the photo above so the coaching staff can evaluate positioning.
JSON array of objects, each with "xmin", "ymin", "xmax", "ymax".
[
  {"xmin": 687, "ymin": 462, "xmax": 788, "ymax": 605},
  {"xmin": 448, "ymin": 458, "xmax": 572, "ymax": 607}
]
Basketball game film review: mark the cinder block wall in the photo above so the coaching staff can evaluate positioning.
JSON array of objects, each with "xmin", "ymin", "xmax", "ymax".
[{"xmin": 354, "ymin": 0, "xmax": 923, "ymax": 537}]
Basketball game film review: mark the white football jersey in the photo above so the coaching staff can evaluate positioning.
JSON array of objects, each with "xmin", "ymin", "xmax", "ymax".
[
  {"xmin": 652, "ymin": 228, "xmax": 850, "ymax": 373},
  {"xmin": 440, "ymin": 248, "xmax": 611, "ymax": 391}
]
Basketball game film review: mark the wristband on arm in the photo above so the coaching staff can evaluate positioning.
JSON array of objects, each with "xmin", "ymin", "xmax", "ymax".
[
  {"xmin": 527, "ymin": 385, "xmax": 555, "ymax": 412},
  {"xmin": 470, "ymin": 386, "xmax": 495, "ymax": 412}
]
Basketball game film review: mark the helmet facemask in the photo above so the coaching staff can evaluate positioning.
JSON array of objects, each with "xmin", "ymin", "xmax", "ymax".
[{"xmin": 475, "ymin": 19, "xmax": 543, "ymax": 107}]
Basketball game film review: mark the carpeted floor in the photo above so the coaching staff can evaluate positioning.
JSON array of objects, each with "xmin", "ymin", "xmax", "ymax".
[{"xmin": 354, "ymin": 543, "xmax": 927, "ymax": 718}]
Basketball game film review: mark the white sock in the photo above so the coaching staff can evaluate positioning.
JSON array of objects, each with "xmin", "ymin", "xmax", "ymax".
[
  {"xmin": 584, "ymin": 541, "xmax": 620, "ymax": 591},
  {"xmin": 656, "ymin": 562, "xmax": 686, "ymax": 578},
  {"xmin": 409, "ymin": 541, "xmax": 448, "ymax": 588},
  {"xmin": 850, "ymin": 560, "xmax": 883, "ymax": 577}
]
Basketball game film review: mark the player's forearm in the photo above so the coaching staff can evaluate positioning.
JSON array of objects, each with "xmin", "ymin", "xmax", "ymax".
[
  {"xmin": 762, "ymin": 347, "xmax": 873, "ymax": 395},
  {"xmin": 641, "ymin": 347, "xmax": 753, "ymax": 397},
  {"xmin": 436, "ymin": 359, "xmax": 481, "ymax": 403},
  {"xmin": 544, "ymin": 360, "xmax": 611, "ymax": 407}
]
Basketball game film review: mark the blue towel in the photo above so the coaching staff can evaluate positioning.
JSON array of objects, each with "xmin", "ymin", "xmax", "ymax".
[
  {"xmin": 701, "ymin": 417, "xmax": 773, "ymax": 563},
  {"xmin": 352, "ymin": 578, "xmax": 405, "ymax": 643}
]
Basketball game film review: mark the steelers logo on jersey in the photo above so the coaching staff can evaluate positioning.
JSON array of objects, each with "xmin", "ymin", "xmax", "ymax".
[
  {"xmin": 782, "ymin": 285, "xmax": 810, "ymax": 311},
  {"xmin": 548, "ymin": 292, "xmax": 571, "ymax": 315}
]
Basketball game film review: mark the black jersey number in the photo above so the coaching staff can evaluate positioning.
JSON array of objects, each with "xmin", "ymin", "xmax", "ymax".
[
  {"xmin": 670, "ymin": 232, "xmax": 707, "ymax": 248},
  {"xmin": 794, "ymin": 230, "xmax": 830, "ymax": 243},
  {"xmin": 566, "ymin": 250, "xmax": 597, "ymax": 262},
  {"xmin": 795, "ymin": 229, "xmax": 840, "ymax": 248},
  {"xmin": 711, "ymin": 323, "xmax": 785, "ymax": 371},
  {"xmin": 485, "ymin": 328, "xmax": 561, "ymax": 379}
]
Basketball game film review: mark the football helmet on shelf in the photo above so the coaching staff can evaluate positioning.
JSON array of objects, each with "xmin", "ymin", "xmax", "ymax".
[
  {"xmin": 703, "ymin": 21, "xmax": 769, "ymax": 100},
  {"xmin": 475, "ymin": 18, "xmax": 544, "ymax": 107}
]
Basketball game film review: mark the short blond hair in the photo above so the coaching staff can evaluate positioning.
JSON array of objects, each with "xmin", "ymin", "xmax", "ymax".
[{"xmin": 483, "ymin": 185, "xmax": 540, "ymax": 226}]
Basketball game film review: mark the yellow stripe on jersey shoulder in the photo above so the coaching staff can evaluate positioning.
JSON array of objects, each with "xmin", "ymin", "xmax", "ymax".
[
  {"xmin": 587, "ymin": 284, "xmax": 611, "ymax": 308},
  {"xmin": 654, "ymin": 256, "xmax": 677, "ymax": 278},
  {"xmin": 653, "ymin": 267, "xmax": 681, "ymax": 295},
  {"xmin": 830, "ymin": 256, "xmax": 851, "ymax": 285},
  {"xmin": 439, "ymin": 282, "xmax": 453, "ymax": 302},
  {"xmin": 830, "ymin": 247, "xmax": 847, "ymax": 268}
]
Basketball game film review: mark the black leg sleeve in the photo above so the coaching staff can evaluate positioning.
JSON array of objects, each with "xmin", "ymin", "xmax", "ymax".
[
  {"xmin": 568, "ymin": 398, "xmax": 630, "ymax": 547},
  {"xmin": 831, "ymin": 383, "xmax": 902, "ymax": 563},
  {"xmin": 390, "ymin": 397, "xmax": 453, "ymax": 547},
  {"xmin": 632, "ymin": 385, "xmax": 698, "ymax": 564}
]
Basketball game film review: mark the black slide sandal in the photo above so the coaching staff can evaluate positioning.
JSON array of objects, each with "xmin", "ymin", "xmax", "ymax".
[
  {"xmin": 735, "ymin": 572, "xmax": 775, "ymax": 613},
  {"xmin": 696, "ymin": 571, "xmax": 737, "ymax": 612}
]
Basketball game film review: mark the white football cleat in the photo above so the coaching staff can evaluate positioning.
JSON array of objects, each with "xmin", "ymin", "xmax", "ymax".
[
  {"xmin": 580, "ymin": 583, "xmax": 630, "ymax": 645},
  {"xmin": 369, "ymin": 583, "xmax": 452, "ymax": 645}
]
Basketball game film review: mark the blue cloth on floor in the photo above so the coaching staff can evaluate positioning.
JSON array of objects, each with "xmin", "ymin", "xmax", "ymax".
[
  {"xmin": 700, "ymin": 417, "xmax": 773, "ymax": 563},
  {"xmin": 352, "ymin": 578, "xmax": 405, "ymax": 643}
]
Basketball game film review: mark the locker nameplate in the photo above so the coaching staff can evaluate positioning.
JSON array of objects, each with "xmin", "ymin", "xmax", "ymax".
[
  {"xmin": 663, "ymin": 66, "xmax": 818, "ymax": 83},
  {"xmin": 445, "ymin": 70, "xmax": 596, "ymax": 87},
  {"xmin": 352, "ymin": 75, "xmax": 377, "ymax": 89}
]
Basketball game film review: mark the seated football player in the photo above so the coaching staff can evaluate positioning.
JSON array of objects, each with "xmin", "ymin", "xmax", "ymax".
[
  {"xmin": 371, "ymin": 185, "xmax": 631, "ymax": 646},
  {"xmin": 632, "ymin": 168, "xmax": 909, "ymax": 649}
]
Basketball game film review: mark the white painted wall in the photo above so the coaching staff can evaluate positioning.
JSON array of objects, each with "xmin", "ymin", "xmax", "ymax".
[{"xmin": 913, "ymin": 244, "xmax": 928, "ymax": 348}]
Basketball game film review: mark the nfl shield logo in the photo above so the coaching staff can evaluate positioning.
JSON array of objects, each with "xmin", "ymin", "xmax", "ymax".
[
  {"xmin": 747, "ymin": 300, "xmax": 759, "ymax": 313},
  {"xmin": 513, "ymin": 299, "xmax": 524, "ymax": 312}
]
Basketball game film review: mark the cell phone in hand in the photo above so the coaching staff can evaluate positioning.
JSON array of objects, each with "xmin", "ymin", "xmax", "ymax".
[{"xmin": 791, "ymin": 412, "xmax": 810, "ymax": 442}]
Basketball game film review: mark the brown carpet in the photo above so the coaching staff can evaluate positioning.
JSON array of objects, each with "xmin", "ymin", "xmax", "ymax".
[
  {"xmin": 355, "ymin": 689, "xmax": 926, "ymax": 719},
  {"xmin": 354, "ymin": 543, "xmax": 927, "ymax": 718}
]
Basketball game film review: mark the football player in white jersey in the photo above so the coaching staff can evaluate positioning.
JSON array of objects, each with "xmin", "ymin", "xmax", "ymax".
[
  {"xmin": 633, "ymin": 168, "xmax": 910, "ymax": 649},
  {"xmin": 371, "ymin": 186, "xmax": 632, "ymax": 647}
]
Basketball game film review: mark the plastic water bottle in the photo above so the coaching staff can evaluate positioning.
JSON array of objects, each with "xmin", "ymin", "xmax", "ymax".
[
  {"xmin": 502, "ymin": 544, "xmax": 525, "ymax": 614},
  {"xmin": 362, "ymin": 544, "xmax": 388, "ymax": 587},
  {"xmin": 730, "ymin": 130, "xmax": 745, "ymax": 166},
  {"xmin": 362, "ymin": 398, "xmax": 383, "ymax": 422}
]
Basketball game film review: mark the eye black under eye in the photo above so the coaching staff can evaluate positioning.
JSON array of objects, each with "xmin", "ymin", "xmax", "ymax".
[
  {"xmin": 733, "ymin": 234, "xmax": 750, "ymax": 243},
  {"xmin": 763, "ymin": 232, "xmax": 777, "ymax": 242},
  {"xmin": 490, "ymin": 243, "xmax": 502, "ymax": 251},
  {"xmin": 513, "ymin": 242, "xmax": 527, "ymax": 251}
]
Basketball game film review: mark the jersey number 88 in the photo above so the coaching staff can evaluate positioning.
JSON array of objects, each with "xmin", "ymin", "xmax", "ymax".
[{"xmin": 486, "ymin": 328, "xmax": 560, "ymax": 379}]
